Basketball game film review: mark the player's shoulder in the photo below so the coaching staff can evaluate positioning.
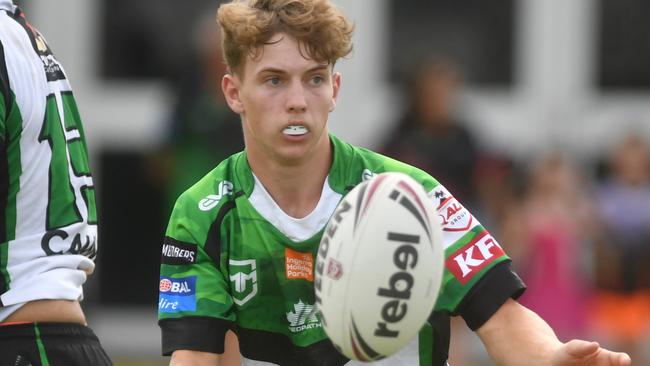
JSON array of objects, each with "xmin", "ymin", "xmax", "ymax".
[
  {"xmin": 0, "ymin": 6, "xmax": 27, "ymax": 51},
  {"xmin": 171, "ymin": 152, "xmax": 246, "ymax": 220},
  {"xmin": 329, "ymin": 134, "xmax": 441, "ymax": 193}
]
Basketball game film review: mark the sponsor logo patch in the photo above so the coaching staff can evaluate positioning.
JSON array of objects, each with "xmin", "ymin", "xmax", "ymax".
[
  {"xmin": 198, "ymin": 181, "xmax": 234, "ymax": 211},
  {"xmin": 158, "ymin": 276, "xmax": 197, "ymax": 313},
  {"xmin": 41, "ymin": 229, "xmax": 97, "ymax": 260},
  {"xmin": 432, "ymin": 186, "xmax": 474, "ymax": 232},
  {"xmin": 161, "ymin": 238, "xmax": 197, "ymax": 265},
  {"xmin": 445, "ymin": 231, "xmax": 505, "ymax": 284},
  {"xmin": 229, "ymin": 259, "xmax": 258, "ymax": 305},
  {"xmin": 286, "ymin": 300, "xmax": 321, "ymax": 333},
  {"xmin": 285, "ymin": 248, "xmax": 314, "ymax": 281}
]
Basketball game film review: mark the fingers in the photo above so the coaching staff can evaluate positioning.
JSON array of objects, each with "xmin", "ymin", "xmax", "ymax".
[
  {"xmin": 607, "ymin": 351, "xmax": 631, "ymax": 366},
  {"xmin": 565, "ymin": 339, "xmax": 600, "ymax": 359},
  {"xmin": 552, "ymin": 340, "xmax": 632, "ymax": 365}
]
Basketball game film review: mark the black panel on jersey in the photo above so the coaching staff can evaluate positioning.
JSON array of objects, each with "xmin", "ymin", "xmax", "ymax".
[
  {"xmin": 204, "ymin": 192, "xmax": 243, "ymax": 268},
  {"xmin": 237, "ymin": 327, "xmax": 349, "ymax": 366},
  {"xmin": 428, "ymin": 311, "xmax": 450, "ymax": 366},
  {"xmin": 159, "ymin": 316, "xmax": 233, "ymax": 355},
  {"xmin": 0, "ymin": 40, "xmax": 11, "ymax": 117},
  {"xmin": 455, "ymin": 260, "xmax": 526, "ymax": 330},
  {"xmin": 0, "ymin": 39, "xmax": 10, "ymax": 297}
]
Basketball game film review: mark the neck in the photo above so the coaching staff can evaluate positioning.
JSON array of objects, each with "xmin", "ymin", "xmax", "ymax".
[{"xmin": 247, "ymin": 140, "xmax": 332, "ymax": 219}]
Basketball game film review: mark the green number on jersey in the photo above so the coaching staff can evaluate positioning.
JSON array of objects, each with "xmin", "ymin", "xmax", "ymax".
[{"xmin": 39, "ymin": 92, "xmax": 96, "ymax": 229}]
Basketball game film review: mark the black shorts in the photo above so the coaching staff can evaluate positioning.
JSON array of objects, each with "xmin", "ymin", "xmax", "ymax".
[{"xmin": 0, "ymin": 322, "xmax": 112, "ymax": 366}]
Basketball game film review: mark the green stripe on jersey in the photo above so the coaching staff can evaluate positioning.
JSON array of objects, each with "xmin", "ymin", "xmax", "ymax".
[
  {"xmin": 1, "ymin": 91, "xmax": 23, "ymax": 291},
  {"xmin": 418, "ymin": 323, "xmax": 434, "ymax": 366},
  {"xmin": 34, "ymin": 324, "xmax": 51, "ymax": 366},
  {"xmin": 4, "ymin": 91, "xmax": 22, "ymax": 242}
]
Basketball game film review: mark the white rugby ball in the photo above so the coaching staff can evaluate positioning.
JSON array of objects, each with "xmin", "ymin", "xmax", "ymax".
[{"xmin": 315, "ymin": 172, "xmax": 444, "ymax": 361}]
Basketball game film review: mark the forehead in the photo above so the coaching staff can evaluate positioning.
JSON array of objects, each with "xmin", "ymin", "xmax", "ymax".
[{"xmin": 243, "ymin": 33, "xmax": 329, "ymax": 76}]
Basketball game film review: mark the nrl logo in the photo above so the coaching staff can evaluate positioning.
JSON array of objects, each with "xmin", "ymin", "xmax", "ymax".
[
  {"xmin": 199, "ymin": 181, "xmax": 234, "ymax": 211},
  {"xmin": 229, "ymin": 259, "xmax": 258, "ymax": 306},
  {"xmin": 286, "ymin": 300, "xmax": 321, "ymax": 333}
]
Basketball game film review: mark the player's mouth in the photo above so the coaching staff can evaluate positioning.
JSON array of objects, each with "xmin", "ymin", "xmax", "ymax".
[{"xmin": 283, "ymin": 125, "xmax": 309, "ymax": 136}]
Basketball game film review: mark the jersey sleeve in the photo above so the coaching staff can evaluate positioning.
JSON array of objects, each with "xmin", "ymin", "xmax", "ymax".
[
  {"xmin": 158, "ymin": 193, "xmax": 235, "ymax": 355},
  {"xmin": 429, "ymin": 183, "xmax": 526, "ymax": 330}
]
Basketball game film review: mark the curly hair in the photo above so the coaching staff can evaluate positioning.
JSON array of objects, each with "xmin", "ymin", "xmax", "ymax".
[{"xmin": 217, "ymin": 0, "xmax": 354, "ymax": 76}]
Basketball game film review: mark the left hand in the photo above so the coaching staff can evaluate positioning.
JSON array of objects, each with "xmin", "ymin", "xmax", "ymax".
[{"xmin": 551, "ymin": 339, "xmax": 631, "ymax": 366}]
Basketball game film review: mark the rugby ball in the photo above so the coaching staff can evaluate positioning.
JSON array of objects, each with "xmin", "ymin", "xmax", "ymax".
[{"xmin": 315, "ymin": 172, "xmax": 444, "ymax": 361}]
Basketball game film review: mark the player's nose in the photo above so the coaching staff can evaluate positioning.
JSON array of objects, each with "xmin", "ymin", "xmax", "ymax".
[{"xmin": 286, "ymin": 80, "xmax": 307, "ymax": 113}]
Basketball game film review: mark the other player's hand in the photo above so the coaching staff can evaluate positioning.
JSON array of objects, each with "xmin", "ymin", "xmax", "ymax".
[{"xmin": 551, "ymin": 339, "xmax": 631, "ymax": 366}]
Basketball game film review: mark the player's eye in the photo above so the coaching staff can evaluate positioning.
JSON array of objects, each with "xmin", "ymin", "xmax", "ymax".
[
  {"xmin": 265, "ymin": 76, "xmax": 281, "ymax": 86},
  {"xmin": 310, "ymin": 75, "xmax": 324, "ymax": 86}
]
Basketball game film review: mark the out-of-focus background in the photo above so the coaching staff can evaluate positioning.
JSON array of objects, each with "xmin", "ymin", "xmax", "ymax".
[{"xmin": 20, "ymin": 0, "xmax": 650, "ymax": 364}]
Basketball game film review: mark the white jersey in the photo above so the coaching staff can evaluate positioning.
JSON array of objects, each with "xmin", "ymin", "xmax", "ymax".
[{"xmin": 0, "ymin": 0, "xmax": 97, "ymax": 320}]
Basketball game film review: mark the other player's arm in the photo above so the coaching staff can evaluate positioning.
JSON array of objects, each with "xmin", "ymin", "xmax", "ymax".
[{"xmin": 476, "ymin": 298, "xmax": 631, "ymax": 366}]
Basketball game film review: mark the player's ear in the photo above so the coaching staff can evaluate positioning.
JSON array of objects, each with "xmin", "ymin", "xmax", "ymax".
[
  {"xmin": 222, "ymin": 73, "xmax": 244, "ymax": 114},
  {"xmin": 329, "ymin": 72, "xmax": 342, "ymax": 113}
]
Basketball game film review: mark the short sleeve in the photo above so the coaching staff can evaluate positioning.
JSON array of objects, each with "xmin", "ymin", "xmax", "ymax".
[
  {"xmin": 157, "ymin": 194, "xmax": 236, "ymax": 355},
  {"xmin": 429, "ymin": 184, "xmax": 526, "ymax": 329}
]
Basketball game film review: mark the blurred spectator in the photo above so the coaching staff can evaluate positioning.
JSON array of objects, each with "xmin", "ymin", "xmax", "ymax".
[
  {"xmin": 595, "ymin": 134, "xmax": 650, "ymax": 291},
  {"xmin": 590, "ymin": 134, "xmax": 650, "ymax": 361},
  {"xmin": 382, "ymin": 59, "xmax": 480, "ymax": 207},
  {"xmin": 471, "ymin": 154, "xmax": 523, "ymax": 242},
  {"xmin": 516, "ymin": 152, "xmax": 595, "ymax": 341},
  {"xmin": 150, "ymin": 11, "xmax": 243, "ymax": 212}
]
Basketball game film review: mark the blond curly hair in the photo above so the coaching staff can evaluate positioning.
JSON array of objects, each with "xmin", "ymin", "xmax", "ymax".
[{"xmin": 217, "ymin": 0, "xmax": 354, "ymax": 76}]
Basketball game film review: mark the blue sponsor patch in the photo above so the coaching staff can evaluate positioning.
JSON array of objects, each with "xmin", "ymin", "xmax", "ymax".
[{"xmin": 158, "ymin": 276, "xmax": 197, "ymax": 313}]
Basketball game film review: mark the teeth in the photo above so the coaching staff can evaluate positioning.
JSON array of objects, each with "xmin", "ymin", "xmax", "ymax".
[{"xmin": 283, "ymin": 125, "xmax": 309, "ymax": 136}]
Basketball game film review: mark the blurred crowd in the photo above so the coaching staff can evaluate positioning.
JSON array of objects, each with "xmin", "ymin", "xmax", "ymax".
[
  {"xmin": 380, "ymin": 60, "xmax": 650, "ymax": 365},
  {"xmin": 148, "ymin": 18, "xmax": 650, "ymax": 364}
]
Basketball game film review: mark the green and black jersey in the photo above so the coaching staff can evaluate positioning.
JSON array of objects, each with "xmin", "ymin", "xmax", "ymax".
[
  {"xmin": 0, "ymin": 2, "xmax": 97, "ymax": 320},
  {"xmin": 158, "ymin": 134, "xmax": 525, "ymax": 365}
]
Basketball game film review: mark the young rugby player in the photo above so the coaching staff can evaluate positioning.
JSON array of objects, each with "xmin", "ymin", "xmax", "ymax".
[{"xmin": 158, "ymin": 1, "xmax": 631, "ymax": 365}]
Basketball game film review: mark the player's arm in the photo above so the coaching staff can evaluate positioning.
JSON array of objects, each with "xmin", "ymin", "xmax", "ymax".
[
  {"xmin": 170, "ymin": 350, "xmax": 219, "ymax": 366},
  {"xmin": 169, "ymin": 331, "xmax": 240, "ymax": 366},
  {"xmin": 159, "ymin": 195, "xmax": 240, "ymax": 365},
  {"xmin": 476, "ymin": 298, "xmax": 631, "ymax": 366}
]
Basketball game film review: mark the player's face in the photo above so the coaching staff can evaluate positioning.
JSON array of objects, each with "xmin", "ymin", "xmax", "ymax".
[{"xmin": 222, "ymin": 33, "xmax": 341, "ymax": 165}]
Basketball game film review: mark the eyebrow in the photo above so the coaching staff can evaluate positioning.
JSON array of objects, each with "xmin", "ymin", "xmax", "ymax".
[{"xmin": 258, "ymin": 64, "xmax": 331, "ymax": 75}]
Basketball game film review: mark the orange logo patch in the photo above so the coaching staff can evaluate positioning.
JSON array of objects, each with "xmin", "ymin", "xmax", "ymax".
[{"xmin": 285, "ymin": 248, "xmax": 314, "ymax": 281}]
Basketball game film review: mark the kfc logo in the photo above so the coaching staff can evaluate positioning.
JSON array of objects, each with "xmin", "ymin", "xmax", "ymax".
[{"xmin": 446, "ymin": 231, "xmax": 505, "ymax": 284}]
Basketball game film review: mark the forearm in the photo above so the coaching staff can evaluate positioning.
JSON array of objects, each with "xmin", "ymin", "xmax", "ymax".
[
  {"xmin": 169, "ymin": 331, "xmax": 240, "ymax": 366},
  {"xmin": 170, "ymin": 350, "xmax": 219, "ymax": 366},
  {"xmin": 477, "ymin": 299, "xmax": 562, "ymax": 365}
]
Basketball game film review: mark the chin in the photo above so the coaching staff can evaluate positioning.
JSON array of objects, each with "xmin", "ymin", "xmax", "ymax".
[{"xmin": 273, "ymin": 145, "xmax": 315, "ymax": 164}]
